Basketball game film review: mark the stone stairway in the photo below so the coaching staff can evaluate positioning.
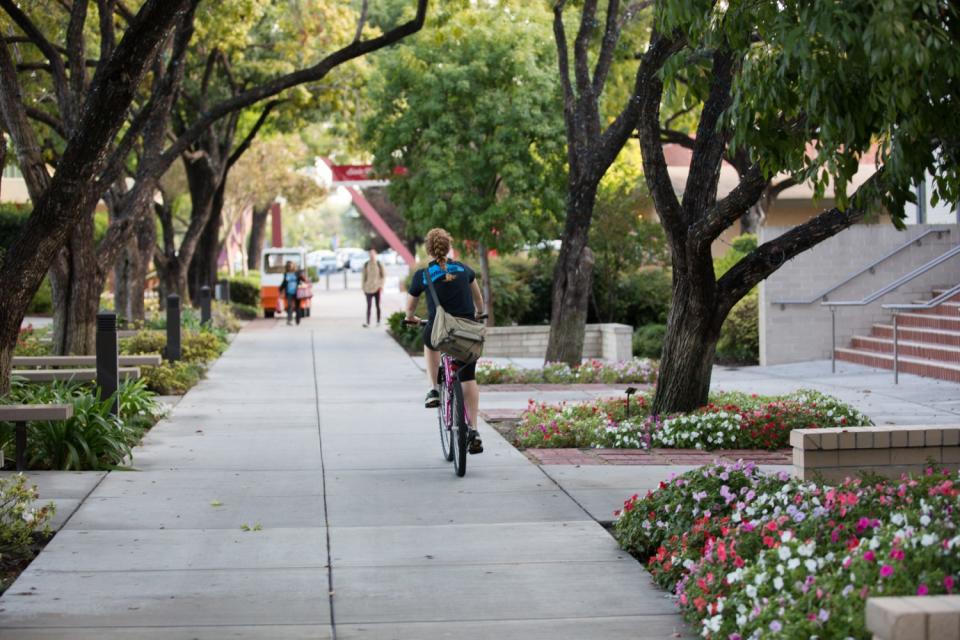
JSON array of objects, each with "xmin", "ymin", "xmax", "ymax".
[{"xmin": 836, "ymin": 287, "xmax": 960, "ymax": 383}]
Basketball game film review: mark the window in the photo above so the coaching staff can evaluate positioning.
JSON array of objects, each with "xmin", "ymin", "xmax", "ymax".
[{"xmin": 264, "ymin": 253, "xmax": 302, "ymax": 274}]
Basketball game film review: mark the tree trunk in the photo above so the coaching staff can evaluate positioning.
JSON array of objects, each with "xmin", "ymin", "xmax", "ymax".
[
  {"xmin": 651, "ymin": 273, "xmax": 725, "ymax": 414},
  {"xmin": 49, "ymin": 217, "xmax": 103, "ymax": 355},
  {"xmin": 128, "ymin": 207, "xmax": 156, "ymax": 322},
  {"xmin": 247, "ymin": 204, "xmax": 270, "ymax": 271},
  {"xmin": 183, "ymin": 158, "xmax": 223, "ymax": 303},
  {"xmin": 477, "ymin": 241, "xmax": 493, "ymax": 326},
  {"xmin": 545, "ymin": 182, "xmax": 599, "ymax": 365},
  {"xmin": 114, "ymin": 239, "xmax": 135, "ymax": 322}
]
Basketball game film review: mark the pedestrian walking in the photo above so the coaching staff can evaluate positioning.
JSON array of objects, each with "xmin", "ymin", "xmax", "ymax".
[
  {"xmin": 362, "ymin": 248, "xmax": 385, "ymax": 327},
  {"xmin": 279, "ymin": 261, "xmax": 304, "ymax": 326}
]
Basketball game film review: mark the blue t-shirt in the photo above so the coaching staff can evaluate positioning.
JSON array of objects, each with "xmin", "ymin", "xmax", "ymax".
[
  {"xmin": 283, "ymin": 272, "xmax": 299, "ymax": 296},
  {"xmin": 408, "ymin": 260, "xmax": 476, "ymax": 321}
]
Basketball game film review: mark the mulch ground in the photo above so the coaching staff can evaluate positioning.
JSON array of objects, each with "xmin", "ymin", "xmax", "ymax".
[{"xmin": 524, "ymin": 447, "xmax": 792, "ymax": 466}]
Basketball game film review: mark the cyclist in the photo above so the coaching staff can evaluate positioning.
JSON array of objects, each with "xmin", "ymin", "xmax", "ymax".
[{"xmin": 406, "ymin": 227, "xmax": 485, "ymax": 454}]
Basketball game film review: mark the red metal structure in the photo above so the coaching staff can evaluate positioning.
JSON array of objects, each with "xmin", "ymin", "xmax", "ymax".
[{"xmin": 322, "ymin": 159, "xmax": 416, "ymax": 267}]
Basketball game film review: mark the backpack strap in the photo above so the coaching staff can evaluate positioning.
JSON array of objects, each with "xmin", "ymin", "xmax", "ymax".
[{"xmin": 424, "ymin": 266, "xmax": 443, "ymax": 311}]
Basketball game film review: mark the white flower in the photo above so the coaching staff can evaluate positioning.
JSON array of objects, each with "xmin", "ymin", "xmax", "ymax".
[
  {"xmin": 787, "ymin": 558, "xmax": 801, "ymax": 570},
  {"xmin": 773, "ymin": 576, "xmax": 784, "ymax": 591},
  {"xmin": 921, "ymin": 533, "xmax": 937, "ymax": 547},
  {"xmin": 746, "ymin": 585, "xmax": 758, "ymax": 599},
  {"xmin": 798, "ymin": 542, "xmax": 816, "ymax": 557},
  {"xmin": 778, "ymin": 546, "xmax": 792, "ymax": 561},
  {"xmin": 805, "ymin": 559, "xmax": 818, "ymax": 573},
  {"xmin": 781, "ymin": 530, "xmax": 794, "ymax": 543},
  {"xmin": 920, "ymin": 514, "xmax": 932, "ymax": 527}
]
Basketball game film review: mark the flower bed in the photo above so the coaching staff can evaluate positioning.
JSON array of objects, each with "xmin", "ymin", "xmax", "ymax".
[
  {"xmin": 615, "ymin": 462, "xmax": 960, "ymax": 639},
  {"xmin": 476, "ymin": 358, "xmax": 657, "ymax": 385},
  {"xmin": 515, "ymin": 390, "xmax": 872, "ymax": 450}
]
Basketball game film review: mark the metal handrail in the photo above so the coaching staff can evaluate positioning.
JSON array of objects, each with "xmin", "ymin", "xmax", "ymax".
[
  {"xmin": 821, "ymin": 242, "xmax": 960, "ymax": 374},
  {"xmin": 883, "ymin": 282, "xmax": 960, "ymax": 384},
  {"xmin": 823, "ymin": 243, "xmax": 960, "ymax": 308},
  {"xmin": 772, "ymin": 227, "xmax": 950, "ymax": 307},
  {"xmin": 882, "ymin": 282, "xmax": 960, "ymax": 311}
]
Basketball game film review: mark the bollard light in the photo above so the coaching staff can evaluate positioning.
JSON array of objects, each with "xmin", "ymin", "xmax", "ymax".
[
  {"xmin": 200, "ymin": 286, "xmax": 212, "ymax": 325},
  {"xmin": 625, "ymin": 386, "xmax": 638, "ymax": 418},
  {"xmin": 96, "ymin": 312, "xmax": 120, "ymax": 415},
  {"xmin": 166, "ymin": 294, "xmax": 181, "ymax": 362}
]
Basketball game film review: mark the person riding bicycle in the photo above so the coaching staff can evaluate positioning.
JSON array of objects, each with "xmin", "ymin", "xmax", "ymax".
[{"xmin": 406, "ymin": 228, "xmax": 485, "ymax": 454}]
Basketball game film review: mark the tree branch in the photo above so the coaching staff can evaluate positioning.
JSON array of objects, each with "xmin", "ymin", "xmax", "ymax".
[
  {"xmin": 226, "ymin": 100, "xmax": 279, "ymax": 170},
  {"xmin": 159, "ymin": 0, "xmax": 429, "ymax": 169},
  {"xmin": 692, "ymin": 162, "xmax": 767, "ymax": 247},
  {"xmin": 66, "ymin": 0, "xmax": 90, "ymax": 120},
  {"xmin": 354, "ymin": 0, "xmax": 369, "ymax": 44},
  {"xmin": 25, "ymin": 107, "xmax": 66, "ymax": 138},
  {"xmin": 97, "ymin": 0, "xmax": 117, "ymax": 66},
  {"xmin": 552, "ymin": 1, "xmax": 577, "ymax": 170},
  {"xmin": 591, "ymin": 0, "xmax": 621, "ymax": 96},
  {"xmin": 717, "ymin": 169, "xmax": 884, "ymax": 306},
  {"xmin": 0, "ymin": 38, "xmax": 52, "ymax": 202},
  {"xmin": 681, "ymin": 48, "xmax": 735, "ymax": 224},
  {"xmin": 0, "ymin": 0, "xmax": 72, "ymax": 119}
]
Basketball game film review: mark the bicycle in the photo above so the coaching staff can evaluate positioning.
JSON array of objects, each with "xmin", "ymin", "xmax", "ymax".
[{"xmin": 406, "ymin": 315, "xmax": 486, "ymax": 477}]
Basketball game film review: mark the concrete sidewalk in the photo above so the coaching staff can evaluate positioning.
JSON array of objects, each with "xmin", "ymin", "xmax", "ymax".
[{"xmin": 0, "ymin": 291, "xmax": 688, "ymax": 639}]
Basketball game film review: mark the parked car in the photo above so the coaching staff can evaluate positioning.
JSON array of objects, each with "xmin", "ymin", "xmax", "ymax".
[
  {"xmin": 336, "ymin": 247, "xmax": 363, "ymax": 270},
  {"xmin": 347, "ymin": 249, "xmax": 370, "ymax": 272},
  {"xmin": 378, "ymin": 249, "xmax": 399, "ymax": 266},
  {"xmin": 308, "ymin": 250, "xmax": 338, "ymax": 273}
]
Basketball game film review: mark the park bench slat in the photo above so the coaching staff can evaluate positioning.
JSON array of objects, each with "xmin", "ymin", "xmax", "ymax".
[
  {"xmin": 11, "ymin": 367, "xmax": 141, "ymax": 382},
  {"xmin": 0, "ymin": 404, "xmax": 74, "ymax": 421},
  {"xmin": 13, "ymin": 355, "xmax": 162, "ymax": 367}
]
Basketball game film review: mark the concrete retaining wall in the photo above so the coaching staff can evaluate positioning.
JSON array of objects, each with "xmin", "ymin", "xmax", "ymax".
[
  {"xmin": 483, "ymin": 323, "xmax": 633, "ymax": 362},
  {"xmin": 759, "ymin": 224, "xmax": 960, "ymax": 365}
]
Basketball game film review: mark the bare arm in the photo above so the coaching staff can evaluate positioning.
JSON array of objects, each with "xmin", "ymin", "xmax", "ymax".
[
  {"xmin": 470, "ymin": 280, "xmax": 484, "ymax": 317},
  {"xmin": 405, "ymin": 293, "xmax": 420, "ymax": 320}
]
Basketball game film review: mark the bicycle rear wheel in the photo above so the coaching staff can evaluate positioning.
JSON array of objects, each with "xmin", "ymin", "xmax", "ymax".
[
  {"xmin": 451, "ymin": 380, "xmax": 468, "ymax": 477},
  {"xmin": 437, "ymin": 368, "xmax": 454, "ymax": 461}
]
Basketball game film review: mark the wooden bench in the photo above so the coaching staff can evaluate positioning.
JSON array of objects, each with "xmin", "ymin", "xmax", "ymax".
[
  {"xmin": 0, "ymin": 405, "xmax": 73, "ymax": 471},
  {"xmin": 867, "ymin": 596, "xmax": 960, "ymax": 639},
  {"xmin": 11, "ymin": 367, "xmax": 141, "ymax": 383},
  {"xmin": 13, "ymin": 355, "xmax": 162, "ymax": 367},
  {"xmin": 791, "ymin": 425, "xmax": 960, "ymax": 482}
]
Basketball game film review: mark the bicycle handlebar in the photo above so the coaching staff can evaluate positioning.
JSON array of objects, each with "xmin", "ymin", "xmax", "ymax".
[{"xmin": 403, "ymin": 313, "xmax": 489, "ymax": 326}]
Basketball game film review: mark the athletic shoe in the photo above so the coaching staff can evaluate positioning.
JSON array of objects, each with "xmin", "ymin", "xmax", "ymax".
[
  {"xmin": 467, "ymin": 429, "xmax": 484, "ymax": 454},
  {"xmin": 424, "ymin": 389, "xmax": 440, "ymax": 408}
]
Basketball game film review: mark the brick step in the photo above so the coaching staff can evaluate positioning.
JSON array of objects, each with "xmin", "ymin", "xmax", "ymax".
[
  {"xmin": 906, "ymin": 300, "xmax": 960, "ymax": 316},
  {"xmin": 871, "ymin": 324, "xmax": 960, "ymax": 347},
  {"xmin": 895, "ymin": 313, "xmax": 960, "ymax": 331},
  {"xmin": 835, "ymin": 348, "xmax": 960, "ymax": 383},
  {"xmin": 850, "ymin": 335, "xmax": 960, "ymax": 362}
]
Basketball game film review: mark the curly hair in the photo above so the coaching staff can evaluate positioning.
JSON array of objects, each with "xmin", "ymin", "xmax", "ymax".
[{"xmin": 424, "ymin": 228, "xmax": 455, "ymax": 280}]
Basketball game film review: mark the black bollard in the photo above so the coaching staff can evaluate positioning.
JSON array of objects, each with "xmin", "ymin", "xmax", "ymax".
[
  {"xmin": 96, "ymin": 312, "xmax": 120, "ymax": 415},
  {"xmin": 200, "ymin": 285, "xmax": 212, "ymax": 325},
  {"xmin": 219, "ymin": 278, "xmax": 231, "ymax": 303},
  {"xmin": 166, "ymin": 294, "xmax": 181, "ymax": 362}
]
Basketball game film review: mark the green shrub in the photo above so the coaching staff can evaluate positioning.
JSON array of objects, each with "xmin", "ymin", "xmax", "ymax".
[
  {"xmin": 0, "ymin": 474, "xmax": 54, "ymax": 561},
  {"xmin": 211, "ymin": 301, "xmax": 241, "ymax": 333},
  {"xmin": 387, "ymin": 311, "xmax": 423, "ymax": 353},
  {"xmin": 226, "ymin": 276, "xmax": 260, "ymax": 307},
  {"xmin": 139, "ymin": 361, "xmax": 203, "ymax": 395},
  {"xmin": 120, "ymin": 329, "xmax": 225, "ymax": 363},
  {"xmin": 14, "ymin": 326, "xmax": 52, "ymax": 357},
  {"xmin": 716, "ymin": 289, "xmax": 759, "ymax": 365},
  {"xmin": 0, "ymin": 379, "xmax": 162, "ymax": 470},
  {"xmin": 633, "ymin": 323, "xmax": 666, "ymax": 359},
  {"xmin": 481, "ymin": 257, "xmax": 535, "ymax": 326},
  {"xmin": 605, "ymin": 267, "xmax": 672, "ymax": 327},
  {"xmin": 26, "ymin": 277, "xmax": 52, "ymax": 314},
  {"xmin": 713, "ymin": 233, "xmax": 757, "ymax": 278},
  {"xmin": 230, "ymin": 303, "xmax": 259, "ymax": 320}
]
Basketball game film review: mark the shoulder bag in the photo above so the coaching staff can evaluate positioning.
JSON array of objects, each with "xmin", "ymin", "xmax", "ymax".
[{"xmin": 425, "ymin": 271, "xmax": 486, "ymax": 363}]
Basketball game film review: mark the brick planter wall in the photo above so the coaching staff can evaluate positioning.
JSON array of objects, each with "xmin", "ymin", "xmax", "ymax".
[{"xmin": 790, "ymin": 425, "xmax": 960, "ymax": 483}]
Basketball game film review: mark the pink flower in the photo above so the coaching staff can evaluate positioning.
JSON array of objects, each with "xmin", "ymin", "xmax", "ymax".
[
  {"xmin": 880, "ymin": 564, "xmax": 894, "ymax": 578},
  {"xmin": 945, "ymin": 576, "xmax": 956, "ymax": 593},
  {"xmin": 889, "ymin": 549, "xmax": 905, "ymax": 561},
  {"xmin": 917, "ymin": 584, "xmax": 929, "ymax": 596},
  {"xmin": 863, "ymin": 551, "xmax": 876, "ymax": 562}
]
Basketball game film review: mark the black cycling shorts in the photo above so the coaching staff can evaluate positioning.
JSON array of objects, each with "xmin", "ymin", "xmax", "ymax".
[{"xmin": 423, "ymin": 323, "xmax": 476, "ymax": 382}]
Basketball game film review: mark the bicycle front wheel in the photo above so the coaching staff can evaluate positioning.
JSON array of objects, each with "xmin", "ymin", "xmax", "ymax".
[
  {"xmin": 438, "ymin": 369, "xmax": 454, "ymax": 462},
  {"xmin": 451, "ymin": 380, "xmax": 468, "ymax": 477}
]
